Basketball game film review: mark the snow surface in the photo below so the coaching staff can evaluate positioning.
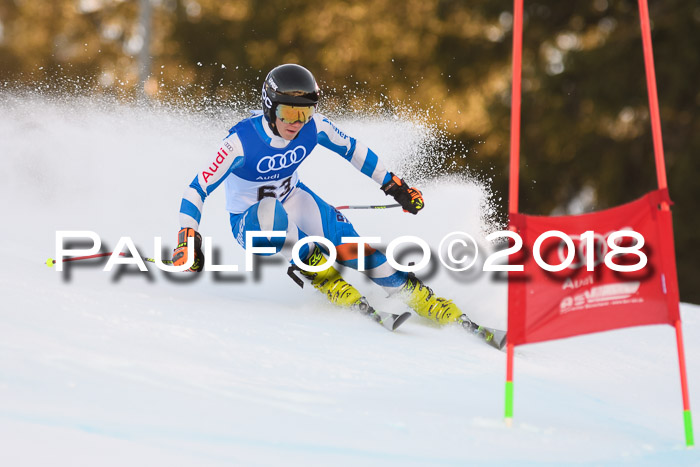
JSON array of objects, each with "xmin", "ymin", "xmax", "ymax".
[{"xmin": 0, "ymin": 95, "xmax": 698, "ymax": 466}]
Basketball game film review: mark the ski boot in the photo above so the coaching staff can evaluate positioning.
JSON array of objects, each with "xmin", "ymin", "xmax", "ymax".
[
  {"xmin": 399, "ymin": 273, "xmax": 507, "ymax": 349},
  {"xmin": 399, "ymin": 273, "xmax": 463, "ymax": 324},
  {"xmin": 287, "ymin": 245, "xmax": 411, "ymax": 331},
  {"xmin": 298, "ymin": 245, "xmax": 364, "ymax": 308}
]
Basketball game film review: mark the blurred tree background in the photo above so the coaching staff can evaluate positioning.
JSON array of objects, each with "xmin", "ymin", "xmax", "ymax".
[{"xmin": 1, "ymin": 0, "xmax": 699, "ymax": 303}]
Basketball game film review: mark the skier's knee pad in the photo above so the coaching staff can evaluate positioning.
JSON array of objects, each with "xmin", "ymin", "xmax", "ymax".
[
  {"xmin": 255, "ymin": 197, "xmax": 289, "ymax": 231},
  {"xmin": 248, "ymin": 198, "xmax": 289, "ymax": 255}
]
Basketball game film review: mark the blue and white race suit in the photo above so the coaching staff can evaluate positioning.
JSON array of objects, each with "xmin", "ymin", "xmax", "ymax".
[{"xmin": 179, "ymin": 112, "xmax": 408, "ymax": 292}]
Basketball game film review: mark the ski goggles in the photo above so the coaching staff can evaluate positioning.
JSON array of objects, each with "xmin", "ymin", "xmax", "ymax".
[{"xmin": 275, "ymin": 104, "xmax": 315, "ymax": 124}]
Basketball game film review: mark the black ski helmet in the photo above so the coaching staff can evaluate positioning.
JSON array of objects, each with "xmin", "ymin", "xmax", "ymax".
[{"xmin": 262, "ymin": 64, "xmax": 320, "ymax": 124}]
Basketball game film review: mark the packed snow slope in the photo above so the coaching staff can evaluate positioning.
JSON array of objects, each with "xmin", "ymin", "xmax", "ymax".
[{"xmin": 1, "ymin": 94, "xmax": 698, "ymax": 466}]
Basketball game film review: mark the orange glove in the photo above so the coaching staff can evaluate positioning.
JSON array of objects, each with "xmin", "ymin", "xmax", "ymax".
[
  {"xmin": 172, "ymin": 228, "xmax": 204, "ymax": 272},
  {"xmin": 380, "ymin": 173, "xmax": 424, "ymax": 214}
]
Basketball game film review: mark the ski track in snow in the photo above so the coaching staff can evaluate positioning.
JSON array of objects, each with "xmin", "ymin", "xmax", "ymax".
[{"xmin": 1, "ymin": 95, "xmax": 698, "ymax": 466}]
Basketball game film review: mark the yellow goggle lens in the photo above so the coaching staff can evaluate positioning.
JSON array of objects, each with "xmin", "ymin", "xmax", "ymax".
[{"xmin": 275, "ymin": 104, "xmax": 315, "ymax": 124}]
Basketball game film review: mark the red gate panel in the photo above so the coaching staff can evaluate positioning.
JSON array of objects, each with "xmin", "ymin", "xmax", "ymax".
[{"xmin": 507, "ymin": 189, "xmax": 680, "ymax": 345}]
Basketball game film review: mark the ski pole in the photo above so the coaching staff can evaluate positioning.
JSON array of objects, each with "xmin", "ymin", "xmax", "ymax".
[
  {"xmin": 335, "ymin": 203, "xmax": 401, "ymax": 210},
  {"xmin": 46, "ymin": 252, "xmax": 173, "ymax": 267}
]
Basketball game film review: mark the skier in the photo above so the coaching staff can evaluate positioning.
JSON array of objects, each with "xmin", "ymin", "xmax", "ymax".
[{"xmin": 172, "ymin": 63, "xmax": 475, "ymax": 331}]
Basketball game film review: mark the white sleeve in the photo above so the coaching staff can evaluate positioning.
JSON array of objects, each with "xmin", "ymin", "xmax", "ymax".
[
  {"xmin": 314, "ymin": 113, "xmax": 390, "ymax": 185},
  {"xmin": 179, "ymin": 132, "xmax": 245, "ymax": 229}
]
